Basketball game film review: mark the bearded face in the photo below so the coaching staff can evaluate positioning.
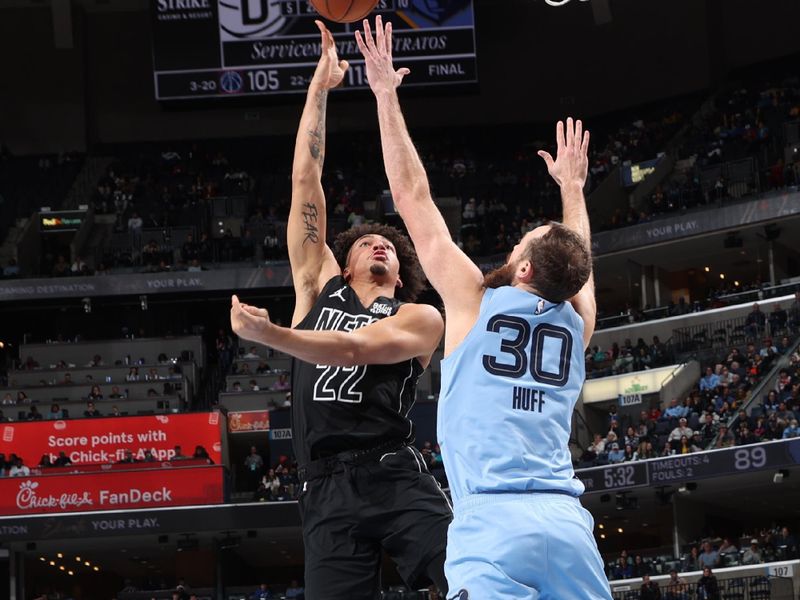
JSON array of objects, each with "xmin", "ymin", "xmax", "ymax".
[{"xmin": 483, "ymin": 261, "xmax": 517, "ymax": 289}]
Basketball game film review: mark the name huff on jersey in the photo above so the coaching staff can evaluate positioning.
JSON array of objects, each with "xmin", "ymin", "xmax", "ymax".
[{"xmin": 512, "ymin": 387, "xmax": 546, "ymax": 413}]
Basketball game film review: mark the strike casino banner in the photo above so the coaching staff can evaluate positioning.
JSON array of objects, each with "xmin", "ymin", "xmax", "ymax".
[
  {"xmin": 0, "ymin": 466, "xmax": 224, "ymax": 516},
  {"xmin": 0, "ymin": 413, "xmax": 222, "ymax": 465}
]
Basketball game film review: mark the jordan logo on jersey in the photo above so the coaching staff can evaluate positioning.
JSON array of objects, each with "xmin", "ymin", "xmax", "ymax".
[{"xmin": 328, "ymin": 286, "xmax": 347, "ymax": 302}]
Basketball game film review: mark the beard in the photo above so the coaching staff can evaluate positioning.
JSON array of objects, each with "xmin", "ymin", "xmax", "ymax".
[
  {"xmin": 483, "ymin": 262, "xmax": 516, "ymax": 288},
  {"xmin": 369, "ymin": 263, "xmax": 389, "ymax": 277}
]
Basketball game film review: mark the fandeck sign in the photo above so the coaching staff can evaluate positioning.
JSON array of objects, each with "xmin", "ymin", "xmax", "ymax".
[
  {"xmin": 0, "ymin": 466, "xmax": 224, "ymax": 516},
  {"xmin": 0, "ymin": 413, "xmax": 222, "ymax": 465}
]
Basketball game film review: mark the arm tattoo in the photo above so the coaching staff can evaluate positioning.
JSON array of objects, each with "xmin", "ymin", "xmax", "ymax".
[
  {"xmin": 301, "ymin": 202, "xmax": 320, "ymax": 245},
  {"xmin": 308, "ymin": 89, "xmax": 328, "ymax": 166}
]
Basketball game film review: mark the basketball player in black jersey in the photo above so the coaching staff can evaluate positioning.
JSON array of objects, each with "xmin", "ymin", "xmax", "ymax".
[{"xmin": 229, "ymin": 21, "xmax": 451, "ymax": 600}]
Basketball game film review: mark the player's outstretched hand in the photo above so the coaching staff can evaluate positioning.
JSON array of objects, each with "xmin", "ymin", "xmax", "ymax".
[
  {"xmin": 537, "ymin": 117, "xmax": 590, "ymax": 188},
  {"xmin": 311, "ymin": 20, "xmax": 349, "ymax": 90},
  {"xmin": 355, "ymin": 15, "xmax": 410, "ymax": 95},
  {"xmin": 230, "ymin": 295, "xmax": 273, "ymax": 344}
]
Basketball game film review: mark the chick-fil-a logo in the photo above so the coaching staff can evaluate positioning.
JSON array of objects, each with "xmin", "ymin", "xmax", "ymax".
[{"xmin": 16, "ymin": 480, "xmax": 93, "ymax": 511}]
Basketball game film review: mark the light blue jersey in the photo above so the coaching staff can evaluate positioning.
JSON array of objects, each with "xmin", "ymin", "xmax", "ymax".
[
  {"xmin": 439, "ymin": 286, "xmax": 585, "ymax": 502},
  {"xmin": 439, "ymin": 286, "xmax": 611, "ymax": 600}
]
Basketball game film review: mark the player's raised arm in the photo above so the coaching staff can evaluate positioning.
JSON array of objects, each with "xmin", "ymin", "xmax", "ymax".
[
  {"xmin": 355, "ymin": 17, "xmax": 484, "ymax": 312},
  {"xmin": 288, "ymin": 21, "xmax": 348, "ymax": 326},
  {"xmin": 538, "ymin": 118, "xmax": 596, "ymax": 347}
]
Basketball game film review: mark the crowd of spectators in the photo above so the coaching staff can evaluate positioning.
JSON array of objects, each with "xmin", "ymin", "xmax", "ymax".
[
  {"xmin": 580, "ymin": 319, "xmax": 799, "ymax": 467},
  {"xmin": 636, "ymin": 72, "xmax": 800, "ymax": 224},
  {"xmin": 0, "ymin": 444, "xmax": 213, "ymax": 477},
  {"xmin": 607, "ymin": 524, "xmax": 799, "ymax": 582},
  {"xmin": 249, "ymin": 452, "xmax": 300, "ymax": 502},
  {"xmin": 585, "ymin": 335, "xmax": 673, "ymax": 379}
]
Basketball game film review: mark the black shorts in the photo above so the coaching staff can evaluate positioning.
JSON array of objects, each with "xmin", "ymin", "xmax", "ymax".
[{"xmin": 298, "ymin": 445, "xmax": 452, "ymax": 600}]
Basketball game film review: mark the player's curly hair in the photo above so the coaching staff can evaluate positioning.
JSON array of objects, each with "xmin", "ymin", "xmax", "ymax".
[{"xmin": 333, "ymin": 224, "xmax": 425, "ymax": 303}]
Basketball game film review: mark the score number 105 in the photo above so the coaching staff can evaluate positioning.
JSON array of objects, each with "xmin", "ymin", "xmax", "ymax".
[{"xmin": 248, "ymin": 70, "xmax": 280, "ymax": 92}]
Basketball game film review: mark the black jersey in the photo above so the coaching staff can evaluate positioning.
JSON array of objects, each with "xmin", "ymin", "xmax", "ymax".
[{"xmin": 291, "ymin": 276, "xmax": 424, "ymax": 466}]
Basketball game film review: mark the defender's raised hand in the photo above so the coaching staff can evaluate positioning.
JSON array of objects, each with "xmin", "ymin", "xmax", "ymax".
[
  {"xmin": 355, "ymin": 15, "xmax": 410, "ymax": 95},
  {"xmin": 538, "ymin": 117, "xmax": 590, "ymax": 188},
  {"xmin": 311, "ymin": 20, "xmax": 349, "ymax": 90}
]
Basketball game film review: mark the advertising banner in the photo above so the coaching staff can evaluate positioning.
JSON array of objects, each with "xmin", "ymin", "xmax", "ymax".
[
  {"xmin": 0, "ymin": 413, "xmax": 222, "ymax": 465},
  {"xmin": 0, "ymin": 465, "xmax": 224, "ymax": 516},
  {"xmin": 227, "ymin": 410, "xmax": 270, "ymax": 434}
]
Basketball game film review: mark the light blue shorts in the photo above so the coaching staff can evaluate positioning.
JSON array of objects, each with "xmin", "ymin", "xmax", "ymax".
[{"xmin": 445, "ymin": 493, "xmax": 612, "ymax": 600}]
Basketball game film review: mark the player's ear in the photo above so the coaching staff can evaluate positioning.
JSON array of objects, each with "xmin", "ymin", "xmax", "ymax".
[
  {"xmin": 395, "ymin": 277, "xmax": 403, "ymax": 289},
  {"xmin": 343, "ymin": 267, "xmax": 351, "ymax": 282},
  {"xmin": 516, "ymin": 260, "xmax": 534, "ymax": 284}
]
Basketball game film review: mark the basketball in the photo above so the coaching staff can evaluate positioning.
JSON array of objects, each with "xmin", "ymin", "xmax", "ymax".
[{"xmin": 308, "ymin": 0, "xmax": 380, "ymax": 23}]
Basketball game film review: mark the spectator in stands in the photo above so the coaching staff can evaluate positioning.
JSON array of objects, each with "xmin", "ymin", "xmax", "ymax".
[
  {"xmin": 285, "ymin": 580, "xmax": 304, "ymax": 599},
  {"xmin": 717, "ymin": 537, "xmax": 736, "ymax": 557},
  {"xmin": 117, "ymin": 449, "xmax": 137, "ymax": 464},
  {"xmin": 88, "ymin": 384, "xmax": 104, "ymax": 401},
  {"xmin": 54, "ymin": 451, "xmax": 71, "ymax": 467},
  {"xmin": 664, "ymin": 569, "xmax": 688, "ymax": 600},
  {"xmin": 83, "ymin": 401, "xmax": 102, "ymax": 418},
  {"xmin": 61, "ymin": 372, "xmax": 73, "ymax": 385},
  {"xmin": 243, "ymin": 346, "xmax": 261, "ymax": 359},
  {"xmin": 143, "ymin": 449, "xmax": 157, "ymax": 462},
  {"xmin": 698, "ymin": 541, "xmax": 720, "ymax": 568},
  {"xmin": 244, "ymin": 446, "xmax": 264, "ymax": 491},
  {"xmin": 270, "ymin": 373, "xmax": 291, "ymax": 391},
  {"xmin": 742, "ymin": 539, "xmax": 762, "ymax": 565},
  {"xmin": 256, "ymin": 361, "xmax": 272, "ymax": 374},
  {"xmin": 662, "ymin": 398, "xmax": 687, "ymax": 421},
  {"xmin": 607, "ymin": 442, "xmax": 625, "ymax": 463},
  {"xmin": 1, "ymin": 393, "xmax": 13, "ymax": 405},
  {"xmin": 623, "ymin": 426, "xmax": 639, "ymax": 448},
  {"xmin": 783, "ymin": 419, "xmax": 800, "ymax": 438},
  {"xmin": 10, "ymin": 457, "xmax": 31, "ymax": 477},
  {"xmin": 17, "ymin": 391, "xmax": 30, "ymax": 404},
  {"xmin": 87, "ymin": 354, "xmax": 104, "ymax": 368},
  {"xmin": 38, "ymin": 455, "xmax": 52, "ymax": 468},
  {"xmin": 760, "ymin": 338, "xmax": 778, "ymax": 358},
  {"xmin": 669, "ymin": 418, "xmax": 693, "ymax": 444},
  {"xmin": 777, "ymin": 335, "xmax": 793, "ymax": 354},
  {"xmin": 109, "ymin": 405, "xmax": 122, "ymax": 417},
  {"xmin": 127, "ymin": 211, "xmax": 143, "ymax": 233},
  {"xmin": 611, "ymin": 556, "xmax": 632, "ymax": 579},
  {"xmin": 47, "ymin": 403, "xmax": 66, "ymax": 420},
  {"xmin": 772, "ymin": 526, "xmax": 798, "ymax": 558},
  {"xmin": 745, "ymin": 303, "xmax": 766, "ymax": 339},
  {"xmin": 126, "ymin": 367, "xmax": 140, "ymax": 381},
  {"xmin": 639, "ymin": 574, "xmax": 661, "ymax": 600},
  {"xmin": 109, "ymin": 386, "xmax": 126, "ymax": 399},
  {"xmin": 622, "ymin": 444, "xmax": 636, "ymax": 461},
  {"xmin": 631, "ymin": 555, "xmax": 650, "ymax": 577},
  {"xmin": 263, "ymin": 468, "xmax": 281, "ymax": 500},
  {"xmin": 682, "ymin": 546, "xmax": 700, "ymax": 571},
  {"xmin": 27, "ymin": 406, "xmax": 43, "ymax": 421},
  {"xmin": 636, "ymin": 440, "xmax": 657, "ymax": 460},
  {"xmin": 735, "ymin": 423, "xmax": 757, "ymax": 445},
  {"xmin": 250, "ymin": 583, "xmax": 272, "ymax": 600},
  {"xmin": 770, "ymin": 304, "xmax": 788, "ymax": 333},
  {"xmin": 172, "ymin": 446, "xmax": 187, "ymax": 460},
  {"xmin": 232, "ymin": 381, "xmax": 243, "ymax": 392},
  {"xmin": 193, "ymin": 445, "xmax": 211, "ymax": 462},
  {"xmin": 52, "ymin": 255, "xmax": 70, "ymax": 277},
  {"xmin": 696, "ymin": 567, "xmax": 720, "ymax": 600},
  {"xmin": 699, "ymin": 366, "xmax": 720, "ymax": 392}
]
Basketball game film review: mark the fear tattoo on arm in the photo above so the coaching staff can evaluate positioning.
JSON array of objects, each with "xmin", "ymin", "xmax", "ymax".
[{"xmin": 302, "ymin": 202, "xmax": 320, "ymax": 245}]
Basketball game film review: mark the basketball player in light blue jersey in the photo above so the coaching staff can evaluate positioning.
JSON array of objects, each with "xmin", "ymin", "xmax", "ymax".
[{"xmin": 356, "ymin": 16, "xmax": 611, "ymax": 599}]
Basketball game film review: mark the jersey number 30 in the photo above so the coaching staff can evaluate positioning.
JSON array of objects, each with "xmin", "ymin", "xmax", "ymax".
[{"xmin": 482, "ymin": 315, "xmax": 573, "ymax": 386}]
